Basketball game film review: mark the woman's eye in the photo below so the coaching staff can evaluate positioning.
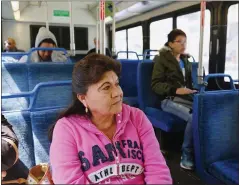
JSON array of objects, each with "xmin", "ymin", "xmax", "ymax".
[{"xmin": 103, "ymin": 86, "xmax": 110, "ymax": 90}]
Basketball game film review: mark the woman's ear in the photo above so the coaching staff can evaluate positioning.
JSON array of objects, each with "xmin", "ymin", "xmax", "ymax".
[{"xmin": 77, "ymin": 94, "xmax": 87, "ymax": 108}]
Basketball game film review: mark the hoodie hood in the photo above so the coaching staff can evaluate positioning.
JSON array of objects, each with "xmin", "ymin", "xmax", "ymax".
[
  {"xmin": 158, "ymin": 45, "xmax": 191, "ymax": 58},
  {"xmin": 35, "ymin": 27, "xmax": 57, "ymax": 48}
]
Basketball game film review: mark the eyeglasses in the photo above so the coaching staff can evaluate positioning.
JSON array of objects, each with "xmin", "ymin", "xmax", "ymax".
[{"xmin": 174, "ymin": 40, "xmax": 187, "ymax": 45}]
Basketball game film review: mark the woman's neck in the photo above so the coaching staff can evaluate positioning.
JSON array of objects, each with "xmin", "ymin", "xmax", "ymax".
[
  {"xmin": 91, "ymin": 113, "xmax": 115, "ymax": 131},
  {"xmin": 172, "ymin": 52, "xmax": 180, "ymax": 62}
]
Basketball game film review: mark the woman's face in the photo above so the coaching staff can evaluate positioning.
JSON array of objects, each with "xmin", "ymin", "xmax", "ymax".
[
  {"xmin": 169, "ymin": 35, "xmax": 187, "ymax": 55},
  {"xmin": 38, "ymin": 42, "xmax": 55, "ymax": 61},
  {"xmin": 79, "ymin": 70, "xmax": 123, "ymax": 116}
]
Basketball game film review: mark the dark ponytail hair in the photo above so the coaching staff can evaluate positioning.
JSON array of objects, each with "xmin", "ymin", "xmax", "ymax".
[
  {"xmin": 164, "ymin": 29, "xmax": 187, "ymax": 46},
  {"xmin": 48, "ymin": 53, "xmax": 121, "ymax": 141}
]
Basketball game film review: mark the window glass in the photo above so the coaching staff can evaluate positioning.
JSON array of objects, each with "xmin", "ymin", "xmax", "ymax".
[
  {"xmin": 115, "ymin": 30, "xmax": 127, "ymax": 59},
  {"xmin": 177, "ymin": 10, "xmax": 211, "ymax": 75},
  {"xmin": 225, "ymin": 4, "xmax": 238, "ymax": 81}
]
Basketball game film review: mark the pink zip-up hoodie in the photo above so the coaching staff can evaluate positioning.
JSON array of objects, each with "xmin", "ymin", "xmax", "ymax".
[{"xmin": 50, "ymin": 104, "xmax": 172, "ymax": 184}]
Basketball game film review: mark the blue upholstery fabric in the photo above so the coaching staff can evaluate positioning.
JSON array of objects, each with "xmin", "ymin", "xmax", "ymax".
[
  {"xmin": 193, "ymin": 90, "xmax": 239, "ymax": 184},
  {"xmin": 137, "ymin": 62, "xmax": 186, "ymax": 132},
  {"xmin": 208, "ymin": 158, "xmax": 239, "ymax": 184},
  {"xmin": 137, "ymin": 62, "xmax": 159, "ymax": 110},
  {"xmin": 3, "ymin": 111, "xmax": 35, "ymax": 168},
  {"xmin": 123, "ymin": 97, "xmax": 138, "ymax": 107},
  {"xmin": 2, "ymin": 63, "xmax": 29, "ymax": 111},
  {"xmin": 31, "ymin": 108, "xmax": 64, "ymax": 164},
  {"xmin": 195, "ymin": 91, "xmax": 239, "ymax": 166},
  {"xmin": 145, "ymin": 107, "xmax": 186, "ymax": 132},
  {"xmin": 119, "ymin": 60, "xmax": 139, "ymax": 97},
  {"xmin": 143, "ymin": 59, "xmax": 153, "ymax": 62},
  {"xmin": 28, "ymin": 63, "xmax": 74, "ymax": 109}
]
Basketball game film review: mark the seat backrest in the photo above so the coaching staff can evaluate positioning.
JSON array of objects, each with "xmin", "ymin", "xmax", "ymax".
[
  {"xmin": 2, "ymin": 63, "xmax": 29, "ymax": 111},
  {"xmin": 28, "ymin": 63, "xmax": 74, "ymax": 109},
  {"xmin": 193, "ymin": 90, "xmax": 239, "ymax": 167},
  {"xmin": 2, "ymin": 111, "xmax": 35, "ymax": 168},
  {"xmin": 2, "ymin": 52, "xmax": 27, "ymax": 60},
  {"xmin": 137, "ymin": 62, "xmax": 160, "ymax": 111},
  {"xmin": 31, "ymin": 108, "xmax": 65, "ymax": 164},
  {"xmin": 119, "ymin": 60, "xmax": 139, "ymax": 97}
]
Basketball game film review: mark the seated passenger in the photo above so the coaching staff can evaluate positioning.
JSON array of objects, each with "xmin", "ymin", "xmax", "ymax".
[
  {"xmin": 3, "ymin": 38, "xmax": 24, "ymax": 52},
  {"xmin": 49, "ymin": 54, "xmax": 172, "ymax": 184},
  {"xmin": 87, "ymin": 38, "xmax": 112, "ymax": 57},
  {"xmin": 19, "ymin": 27, "xmax": 67, "ymax": 63},
  {"xmin": 151, "ymin": 29, "xmax": 197, "ymax": 170}
]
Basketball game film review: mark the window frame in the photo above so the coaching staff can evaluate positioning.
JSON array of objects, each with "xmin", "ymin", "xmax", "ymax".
[
  {"xmin": 29, "ymin": 25, "xmax": 88, "ymax": 50},
  {"xmin": 116, "ymin": 23, "xmax": 143, "ymax": 59}
]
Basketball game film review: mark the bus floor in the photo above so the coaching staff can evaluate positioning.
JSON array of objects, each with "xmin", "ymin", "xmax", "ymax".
[{"xmin": 154, "ymin": 128, "xmax": 207, "ymax": 185}]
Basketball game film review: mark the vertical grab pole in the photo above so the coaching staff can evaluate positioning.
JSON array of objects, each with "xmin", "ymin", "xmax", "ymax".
[
  {"xmin": 198, "ymin": 1, "xmax": 206, "ymax": 84},
  {"xmin": 112, "ymin": 1, "xmax": 116, "ymax": 56},
  {"xmin": 45, "ymin": 1, "xmax": 49, "ymax": 30},
  {"xmin": 69, "ymin": 1, "xmax": 75, "ymax": 56},
  {"xmin": 96, "ymin": 7, "xmax": 99, "ymax": 53},
  {"xmin": 100, "ymin": 0, "xmax": 105, "ymax": 55}
]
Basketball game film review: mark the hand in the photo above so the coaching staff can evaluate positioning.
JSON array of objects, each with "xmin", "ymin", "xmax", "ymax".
[
  {"xmin": 2, "ymin": 171, "xmax": 7, "ymax": 180},
  {"xmin": 176, "ymin": 87, "xmax": 197, "ymax": 95}
]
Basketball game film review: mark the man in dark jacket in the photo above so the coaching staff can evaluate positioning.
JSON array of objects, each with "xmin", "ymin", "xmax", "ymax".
[
  {"xmin": 3, "ymin": 38, "xmax": 24, "ymax": 52},
  {"xmin": 87, "ymin": 38, "xmax": 112, "ymax": 57},
  {"xmin": 151, "ymin": 29, "xmax": 197, "ymax": 170}
]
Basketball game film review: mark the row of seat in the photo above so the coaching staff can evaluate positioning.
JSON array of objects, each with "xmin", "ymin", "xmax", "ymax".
[
  {"xmin": 2, "ymin": 63, "xmax": 74, "ymax": 111},
  {"xmin": 2, "ymin": 59, "xmax": 143, "ymax": 111},
  {"xmin": 2, "ymin": 55, "xmax": 238, "ymax": 184},
  {"xmin": 138, "ymin": 62, "xmax": 239, "ymax": 184}
]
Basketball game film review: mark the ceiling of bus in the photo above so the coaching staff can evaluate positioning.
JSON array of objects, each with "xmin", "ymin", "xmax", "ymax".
[{"xmin": 1, "ymin": 1, "xmax": 173, "ymax": 23}]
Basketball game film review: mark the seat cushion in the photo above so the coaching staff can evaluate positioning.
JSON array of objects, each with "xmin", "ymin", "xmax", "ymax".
[
  {"xmin": 3, "ymin": 111, "xmax": 35, "ymax": 168},
  {"xmin": 123, "ymin": 97, "xmax": 138, "ymax": 107},
  {"xmin": 145, "ymin": 107, "xmax": 186, "ymax": 132},
  {"xmin": 31, "ymin": 108, "xmax": 64, "ymax": 164},
  {"xmin": 208, "ymin": 158, "xmax": 239, "ymax": 185}
]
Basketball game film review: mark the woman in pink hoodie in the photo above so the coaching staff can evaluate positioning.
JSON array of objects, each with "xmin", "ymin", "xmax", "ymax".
[{"xmin": 49, "ymin": 53, "xmax": 172, "ymax": 184}]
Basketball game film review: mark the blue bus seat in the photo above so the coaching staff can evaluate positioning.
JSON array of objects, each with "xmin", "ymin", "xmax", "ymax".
[
  {"xmin": 28, "ymin": 63, "xmax": 74, "ymax": 109},
  {"xmin": 2, "ymin": 52, "xmax": 27, "ymax": 61},
  {"xmin": 31, "ymin": 108, "xmax": 64, "ymax": 164},
  {"xmin": 2, "ymin": 81, "xmax": 71, "ymax": 167},
  {"xmin": 2, "ymin": 63, "xmax": 29, "ymax": 111},
  {"xmin": 193, "ymin": 90, "xmax": 239, "ymax": 184},
  {"xmin": 119, "ymin": 60, "xmax": 139, "ymax": 107},
  {"xmin": 3, "ymin": 111, "xmax": 35, "ymax": 168},
  {"xmin": 137, "ymin": 62, "xmax": 186, "ymax": 132}
]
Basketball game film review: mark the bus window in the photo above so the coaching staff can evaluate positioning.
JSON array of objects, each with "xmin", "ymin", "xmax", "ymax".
[
  {"xmin": 116, "ymin": 30, "xmax": 127, "ymax": 59},
  {"xmin": 128, "ymin": 26, "xmax": 143, "ymax": 60},
  {"xmin": 150, "ymin": 18, "xmax": 173, "ymax": 59},
  {"xmin": 177, "ymin": 10, "xmax": 211, "ymax": 75},
  {"xmin": 225, "ymin": 4, "xmax": 238, "ymax": 81}
]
